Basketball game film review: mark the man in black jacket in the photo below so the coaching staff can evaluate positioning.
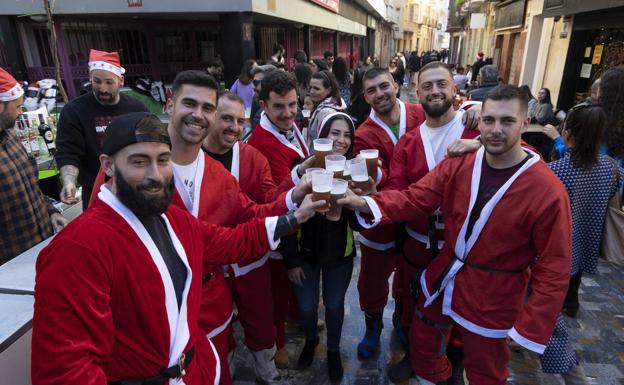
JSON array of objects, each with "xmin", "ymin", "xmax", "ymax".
[{"xmin": 55, "ymin": 49, "xmax": 147, "ymax": 209}]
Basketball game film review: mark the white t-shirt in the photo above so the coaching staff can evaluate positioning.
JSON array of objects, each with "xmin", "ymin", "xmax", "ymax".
[
  {"xmin": 423, "ymin": 110, "xmax": 465, "ymax": 166},
  {"xmin": 172, "ymin": 154, "xmax": 200, "ymax": 205}
]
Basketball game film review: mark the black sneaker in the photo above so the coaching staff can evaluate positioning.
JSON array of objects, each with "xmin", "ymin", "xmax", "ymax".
[
  {"xmin": 327, "ymin": 350, "xmax": 343, "ymax": 383},
  {"xmin": 297, "ymin": 336, "xmax": 319, "ymax": 369}
]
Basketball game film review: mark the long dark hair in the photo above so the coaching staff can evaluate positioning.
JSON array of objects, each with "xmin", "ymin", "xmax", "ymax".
[
  {"xmin": 238, "ymin": 59, "xmax": 256, "ymax": 85},
  {"xmin": 599, "ymin": 66, "xmax": 624, "ymax": 158},
  {"xmin": 564, "ymin": 103, "xmax": 606, "ymax": 169},
  {"xmin": 294, "ymin": 63, "xmax": 312, "ymax": 89},
  {"xmin": 318, "ymin": 112, "xmax": 355, "ymax": 159},
  {"xmin": 332, "ymin": 56, "xmax": 349, "ymax": 83},
  {"xmin": 519, "ymin": 85, "xmax": 535, "ymax": 100},
  {"xmin": 539, "ymin": 88, "xmax": 552, "ymax": 105},
  {"xmin": 312, "ymin": 70, "xmax": 341, "ymax": 103}
]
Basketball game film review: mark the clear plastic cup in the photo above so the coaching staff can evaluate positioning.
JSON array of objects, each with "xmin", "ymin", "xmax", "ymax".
[
  {"xmin": 347, "ymin": 158, "xmax": 369, "ymax": 193},
  {"xmin": 328, "ymin": 178, "xmax": 349, "ymax": 218},
  {"xmin": 311, "ymin": 169, "xmax": 333, "ymax": 211},
  {"xmin": 325, "ymin": 154, "xmax": 346, "ymax": 179},
  {"xmin": 360, "ymin": 149, "xmax": 379, "ymax": 183},
  {"xmin": 313, "ymin": 138, "xmax": 333, "ymax": 168}
]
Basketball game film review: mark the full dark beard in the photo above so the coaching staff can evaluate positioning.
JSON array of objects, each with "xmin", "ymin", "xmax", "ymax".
[
  {"xmin": 115, "ymin": 168, "xmax": 175, "ymax": 217},
  {"xmin": 422, "ymin": 98, "xmax": 453, "ymax": 118}
]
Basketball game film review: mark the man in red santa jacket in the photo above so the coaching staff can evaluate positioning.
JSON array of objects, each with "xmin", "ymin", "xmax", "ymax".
[
  {"xmin": 202, "ymin": 91, "xmax": 297, "ymax": 383},
  {"xmin": 87, "ymin": 72, "xmax": 309, "ymax": 384},
  {"xmin": 384, "ymin": 62, "xmax": 480, "ymax": 382},
  {"xmin": 352, "ymin": 67, "xmax": 426, "ymax": 359},
  {"xmin": 340, "ymin": 85, "xmax": 572, "ymax": 385},
  {"xmin": 164, "ymin": 71, "xmax": 308, "ymax": 385},
  {"xmin": 247, "ymin": 70, "xmax": 311, "ymax": 368},
  {"xmin": 31, "ymin": 112, "xmax": 321, "ymax": 385}
]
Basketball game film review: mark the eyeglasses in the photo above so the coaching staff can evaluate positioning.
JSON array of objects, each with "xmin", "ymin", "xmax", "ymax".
[{"xmin": 253, "ymin": 79, "xmax": 262, "ymax": 87}]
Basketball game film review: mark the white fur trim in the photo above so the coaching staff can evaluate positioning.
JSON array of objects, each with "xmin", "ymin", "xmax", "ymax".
[
  {"xmin": 230, "ymin": 142, "xmax": 240, "ymax": 181},
  {"xmin": 405, "ymin": 226, "xmax": 444, "ymax": 249},
  {"xmin": 230, "ymin": 253, "xmax": 270, "ymax": 277},
  {"xmin": 206, "ymin": 311, "xmax": 234, "ymax": 339},
  {"xmin": 0, "ymin": 83, "xmax": 24, "ymax": 102},
  {"xmin": 354, "ymin": 196, "xmax": 382, "ymax": 229},
  {"xmin": 508, "ymin": 327, "xmax": 546, "ymax": 354},
  {"xmin": 97, "ymin": 185, "xmax": 192, "ymax": 368},
  {"xmin": 368, "ymin": 99, "xmax": 407, "ymax": 145},
  {"xmin": 88, "ymin": 60, "xmax": 125, "ymax": 76}
]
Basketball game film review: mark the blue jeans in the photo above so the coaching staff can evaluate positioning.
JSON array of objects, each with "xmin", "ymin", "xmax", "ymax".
[{"xmin": 293, "ymin": 260, "xmax": 354, "ymax": 352}]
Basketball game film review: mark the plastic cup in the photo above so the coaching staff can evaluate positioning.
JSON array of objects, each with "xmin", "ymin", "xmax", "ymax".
[
  {"xmin": 328, "ymin": 178, "xmax": 349, "ymax": 218},
  {"xmin": 325, "ymin": 154, "xmax": 346, "ymax": 179},
  {"xmin": 313, "ymin": 138, "xmax": 333, "ymax": 168},
  {"xmin": 347, "ymin": 158, "xmax": 369, "ymax": 193},
  {"xmin": 311, "ymin": 169, "xmax": 333, "ymax": 211},
  {"xmin": 360, "ymin": 149, "xmax": 379, "ymax": 183}
]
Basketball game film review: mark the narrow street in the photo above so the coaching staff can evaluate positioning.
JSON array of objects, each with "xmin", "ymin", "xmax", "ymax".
[{"xmin": 231, "ymin": 245, "xmax": 624, "ymax": 385}]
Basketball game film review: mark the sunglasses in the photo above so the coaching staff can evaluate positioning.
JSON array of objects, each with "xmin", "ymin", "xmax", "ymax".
[{"xmin": 253, "ymin": 79, "xmax": 262, "ymax": 87}]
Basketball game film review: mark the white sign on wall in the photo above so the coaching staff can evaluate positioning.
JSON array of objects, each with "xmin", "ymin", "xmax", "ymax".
[{"xmin": 470, "ymin": 13, "xmax": 486, "ymax": 29}]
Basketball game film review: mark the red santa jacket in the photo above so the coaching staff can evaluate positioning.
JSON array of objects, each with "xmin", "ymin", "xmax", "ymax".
[
  {"xmin": 32, "ymin": 186, "xmax": 275, "ymax": 385},
  {"xmin": 386, "ymin": 114, "xmax": 479, "ymax": 254},
  {"xmin": 247, "ymin": 112, "xmax": 309, "ymax": 185},
  {"xmin": 363, "ymin": 147, "xmax": 572, "ymax": 354},
  {"xmin": 232, "ymin": 142, "xmax": 294, "ymax": 205},
  {"xmin": 170, "ymin": 151, "xmax": 290, "ymax": 337},
  {"xmin": 353, "ymin": 100, "xmax": 426, "ymax": 249}
]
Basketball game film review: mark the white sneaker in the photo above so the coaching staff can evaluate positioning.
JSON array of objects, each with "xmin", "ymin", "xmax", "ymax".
[{"xmin": 251, "ymin": 345, "xmax": 288, "ymax": 385}]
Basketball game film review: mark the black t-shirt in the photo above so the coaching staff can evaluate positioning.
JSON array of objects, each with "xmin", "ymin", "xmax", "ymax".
[
  {"xmin": 465, "ymin": 154, "xmax": 530, "ymax": 241},
  {"xmin": 203, "ymin": 147, "xmax": 233, "ymax": 171},
  {"xmin": 139, "ymin": 215, "xmax": 188, "ymax": 309},
  {"xmin": 55, "ymin": 92, "xmax": 148, "ymax": 207}
]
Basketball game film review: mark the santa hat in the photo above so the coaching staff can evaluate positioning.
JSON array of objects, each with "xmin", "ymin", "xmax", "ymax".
[
  {"xmin": 0, "ymin": 68, "xmax": 24, "ymax": 102},
  {"xmin": 88, "ymin": 49, "xmax": 126, "ymax": 77},
  {"xmin": 477, "ymin": 51, "xmax": 485, "ymax": 58},
  {"xmin": 27, "ymin": 82, "xmax": 40, "ymax": 92}
]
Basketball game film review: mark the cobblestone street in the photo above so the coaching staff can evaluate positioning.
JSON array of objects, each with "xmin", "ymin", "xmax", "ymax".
[{"xmin": 232, "ymin": 245, "xmax": 624, "ymax": 385}]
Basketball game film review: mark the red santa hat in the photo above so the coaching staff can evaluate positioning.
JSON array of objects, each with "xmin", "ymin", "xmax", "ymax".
[
  {"xmin": 0, "ymin": 68, "xmax": 24, "ymax": 102},
  {"xmin": 477, "ymin": 51, "xmax": 485, "ymax": 58},
  {"xmin": 88, "ymin": 49, "xmax": 126, "ymax": 77}
]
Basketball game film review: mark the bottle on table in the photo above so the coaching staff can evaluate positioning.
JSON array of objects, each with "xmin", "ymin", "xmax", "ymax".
[{"xmin": 37, "ymin": 114, "xmax": 56, "ymax": 155}]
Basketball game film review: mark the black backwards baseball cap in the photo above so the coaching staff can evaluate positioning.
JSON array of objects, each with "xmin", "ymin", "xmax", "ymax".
[{"xmin": 102, "ymin": 112, "xmax": 171, "ymax": 156}]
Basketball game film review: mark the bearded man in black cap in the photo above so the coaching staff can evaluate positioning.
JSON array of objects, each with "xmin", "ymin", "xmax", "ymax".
[{"xmin": 31, "ymin": 112, "xmax": 323, "ymax": 385}]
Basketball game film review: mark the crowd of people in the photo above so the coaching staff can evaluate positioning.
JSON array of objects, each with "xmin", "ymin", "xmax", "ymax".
[{"xmin": 0, "ymin": 42, "xmax": 622, "ymax": 385}]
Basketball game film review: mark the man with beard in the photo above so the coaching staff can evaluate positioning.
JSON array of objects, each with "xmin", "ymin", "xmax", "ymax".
[
  {"xmin": 87, "ymin": 72, "xmax": 309, "ymax": 384},
  {"xmin": 384, "ymin": 62, "xmax": 480, "ymax": 383},
  {"xmin": 32, "ymin": 112, "xmax": 322, "ymax": 385},
  {"xmin": 339, "ymin": 85, "xmax": 571, "ymax": 385},
  {"xmin": 352, "ymin": 67, "xmax": 426, "ymax": 360},
  {"xmin": 203, "ymin": 91, "xmax": 294, "ymax": 383},
  {"xmin": 0, "ymin": 67, "xmax": 67, "ymax": 264},
  {"xmin": 56, "ymin": 49, "xmax": 148, "ymax": 209},
  {"xmin": 166, "ymin": 71, "xmax": 308, "ymax": 385}
]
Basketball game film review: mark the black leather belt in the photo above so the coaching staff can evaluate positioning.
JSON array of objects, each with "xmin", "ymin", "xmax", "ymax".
[
  {"xmin": 453, "ymin": 253, "xmax": 527, "ymax": 274},
  {"xmin": 109, "ymin": 346, "xmax": 195, "ymax": 385}
]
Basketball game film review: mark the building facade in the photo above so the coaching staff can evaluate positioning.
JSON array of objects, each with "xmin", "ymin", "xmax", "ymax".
[
  {"xmin": 399, "ymin": 0, "xmax": 441, "ymax": 53},
  {"xmin": 1, "ymin": 0, "xmax": 401, "ymax": 99}
]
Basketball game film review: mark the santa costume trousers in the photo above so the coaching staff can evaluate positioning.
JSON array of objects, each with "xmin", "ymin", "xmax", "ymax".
[
  {"xmin": 410, "ymin": 294, "xmax": 510, "ymax": 385},
  {"xmin": 357, "ymin": 244, "xmax": 401, "ymax": 314}
]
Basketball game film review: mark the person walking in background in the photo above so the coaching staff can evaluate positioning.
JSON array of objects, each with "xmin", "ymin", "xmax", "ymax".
[
  {"xmin": 271, "ymin": 43, "xmax": 285, "ymax": 65},
  {"xmin": 530, "ymin": 88, "xmax": 556, "ymax": 125},
  {"xmin": 324, "ymin": 51, "xmax": 335, "ymax": 71},
  {"xmin": 541, "ymin": 103, "xmax": 623, "ymax": 385},
  {"xmin": 295, "ymin": 61, "xmax": 312, "ymax": 109},
  {"xmin": 453, "ymin": 66, "xmax": 469, "ymax": 90},
  {"xmin": 332, "ymin": 57, "xmax": 352, "ymax": 108},
  {"xmin": 468, "ymin": 64, "xmax": 499, "ymax": 101},
  {"xmin": 307, "ymin": 70, "xmax": 347, "ymax": 148},
  {"xmin": 230, "ymin": 59, "xmax": 257, "ymax": 110},
  {"xmin": 470, "ymin": 51, "xmax": 486, "ymax": 84},
  {"xmin": 519, "ymin": 85, "xmax": 538, "ymax": 117}
]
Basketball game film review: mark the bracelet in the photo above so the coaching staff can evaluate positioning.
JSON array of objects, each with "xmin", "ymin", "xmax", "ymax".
[{"xmin": 286, "ymin": 211, "xmax": 299, "ymax": 232}]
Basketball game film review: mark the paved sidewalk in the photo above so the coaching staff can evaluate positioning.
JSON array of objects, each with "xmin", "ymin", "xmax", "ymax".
[{"xmin": 231, "ymin": 246, "xmax": 624, "ymax": 385}]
